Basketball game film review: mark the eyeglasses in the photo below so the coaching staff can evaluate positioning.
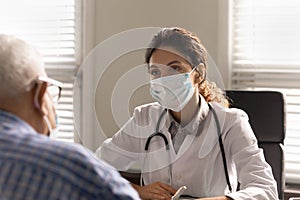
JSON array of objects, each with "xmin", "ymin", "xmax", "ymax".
[{"xmin": 36, "ymin": 76, "xmax": 63, "ymax": 102}]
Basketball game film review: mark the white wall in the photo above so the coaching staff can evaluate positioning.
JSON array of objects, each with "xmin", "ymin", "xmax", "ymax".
[
  {"xmin": 95, "ymin": 0, "xmax": 219, "ymax": 60},
  {"xmin": 82, "ymin": 0, "xmax": 230, "ymax": 150}
]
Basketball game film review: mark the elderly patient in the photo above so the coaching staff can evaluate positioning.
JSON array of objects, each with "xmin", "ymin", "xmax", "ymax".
[{"xmin": 0, "ymin": 34, "xmax": 140, "ymax": 200}]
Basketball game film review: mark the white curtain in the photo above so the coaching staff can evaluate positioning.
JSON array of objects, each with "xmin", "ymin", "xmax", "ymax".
[{"xmin": 231, "ymin": 0, "xmax": 300, "ymax": 184}]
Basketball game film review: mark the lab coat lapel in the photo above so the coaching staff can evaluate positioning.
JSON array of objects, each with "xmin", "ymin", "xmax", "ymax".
[{"xmin": 198, "ymin": 103, "xmax": 226, "ymax": 159}]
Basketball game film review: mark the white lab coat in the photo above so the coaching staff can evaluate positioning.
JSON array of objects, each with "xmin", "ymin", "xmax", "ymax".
[{"xmin": 96, "ymin": 96, "xmax": 278, "ymax": 199}]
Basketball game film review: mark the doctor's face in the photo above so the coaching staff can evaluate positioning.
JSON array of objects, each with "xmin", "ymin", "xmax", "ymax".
[{"xmin": 148, "ymin": 48, "xmax": 195, "ymax": 80}]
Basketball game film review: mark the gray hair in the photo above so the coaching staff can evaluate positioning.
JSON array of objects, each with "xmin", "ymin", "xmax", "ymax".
[{"xmin": 0, "ymin": 34, "xmax": 45, "ymax": 99}]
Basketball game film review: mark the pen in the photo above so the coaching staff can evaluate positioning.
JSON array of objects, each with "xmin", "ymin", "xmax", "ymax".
[{"xmin": 171, "ymin": 185, "xmax": 187, "ymax": 200}]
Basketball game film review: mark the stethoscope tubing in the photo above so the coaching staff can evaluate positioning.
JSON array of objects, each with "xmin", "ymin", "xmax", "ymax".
[
  {"xmin": 144, "ymin": 109, "xmax": 168, "ymax": 151},
  {"xmin": 142, "ymin": 104, "xmax": 232, "ymax": 192}
]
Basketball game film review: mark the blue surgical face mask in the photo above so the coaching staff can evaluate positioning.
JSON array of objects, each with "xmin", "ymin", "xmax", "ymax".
[{"xmin": 150, "ymin": 67, "xmax": 196, "ymax": 112}]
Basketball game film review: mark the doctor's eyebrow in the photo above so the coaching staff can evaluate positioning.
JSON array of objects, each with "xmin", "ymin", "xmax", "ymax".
[
  {"xmin": 166, "ymin": 60, "xmax": 182, "ymax": 66},
  {"xmin": 148, "ymin": 60, "xmax": 182, "ymax": 69}
]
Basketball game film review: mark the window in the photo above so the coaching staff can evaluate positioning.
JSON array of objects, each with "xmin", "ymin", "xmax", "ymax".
[
  {"xmin": 0, "ymin": 0, "xmax": 81, "ymax": 143},
  {"xmin": 231, "ymin": 0, "xmax": 300, "ymax": 184}
]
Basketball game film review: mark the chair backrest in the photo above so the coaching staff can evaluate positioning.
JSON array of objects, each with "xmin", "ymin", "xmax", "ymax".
[{"xmin": 226, "ymin": 90, "xmax": 285, "ymax": 199}]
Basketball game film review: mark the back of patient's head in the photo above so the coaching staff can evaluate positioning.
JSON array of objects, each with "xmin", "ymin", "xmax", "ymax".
[{"xmin": 0, "ymin": 34, "xmax": 45, "ymax": 103}]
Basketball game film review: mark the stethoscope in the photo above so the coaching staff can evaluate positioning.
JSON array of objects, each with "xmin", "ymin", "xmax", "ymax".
[{"xmin": 141, "ymin": 104, "xmax": 233, "ymax": 192}]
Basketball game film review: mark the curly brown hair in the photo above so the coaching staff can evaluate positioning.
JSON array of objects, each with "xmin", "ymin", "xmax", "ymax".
[{"xmin": 145, "ymin": 27, "xmax": 229, "ymax": 107}]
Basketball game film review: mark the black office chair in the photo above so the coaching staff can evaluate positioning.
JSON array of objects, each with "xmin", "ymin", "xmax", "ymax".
[{"xmin": 226, "ymin": 90, "xmax": 286, "ymax": 199}]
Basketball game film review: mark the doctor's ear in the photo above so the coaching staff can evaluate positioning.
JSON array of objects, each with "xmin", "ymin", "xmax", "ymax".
[
  {"xmin": 33, "ymin": 82, "xmax": 48, "ymax": 115},
  {"xmin": 195, "ymin": 63, "xmax": 206, "ymax": 83}
]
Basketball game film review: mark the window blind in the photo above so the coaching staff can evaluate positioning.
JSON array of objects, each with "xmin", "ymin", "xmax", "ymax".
[
  {"xmin": 0, "ymin": 0, "xmax": 81, "ymax": 143},
  {"xmin": 231, "ymin": 0, "xmax": 300, "ymax": 184}
]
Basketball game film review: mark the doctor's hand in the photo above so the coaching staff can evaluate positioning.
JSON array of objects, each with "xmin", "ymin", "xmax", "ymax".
[{"xmin": 131, "ymin": 182, "xmax": 177, "ymax": 200}]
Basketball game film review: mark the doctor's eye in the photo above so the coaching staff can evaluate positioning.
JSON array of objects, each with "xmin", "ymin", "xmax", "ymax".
[
  {"xmin": 149, "ymin": 68, "xmax": 161, "ymax": 78},
  {"xmin": 169, "ymin": 65, "xmax": 183, "ymax": 74}
]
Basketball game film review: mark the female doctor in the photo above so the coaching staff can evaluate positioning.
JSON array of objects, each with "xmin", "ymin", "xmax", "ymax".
[{"xmin": 96, "ymin": 27, "xmax": 278, "ymax": 200}]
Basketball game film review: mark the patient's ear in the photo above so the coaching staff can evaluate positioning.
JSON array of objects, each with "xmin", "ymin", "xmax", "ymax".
[{"xmin": 33, "ymin": 82, "xmax": 48, "ymax": 115}]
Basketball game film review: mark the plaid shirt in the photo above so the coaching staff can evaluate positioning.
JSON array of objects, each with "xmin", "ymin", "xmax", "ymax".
[{"xmin": 0, "ymin": 110, "xmax": 140, "ymax": 200}]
